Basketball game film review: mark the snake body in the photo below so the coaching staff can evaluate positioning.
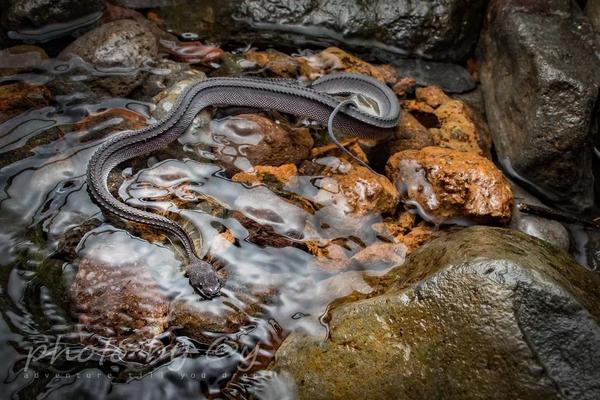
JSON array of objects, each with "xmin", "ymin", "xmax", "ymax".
[{"xmin": 86, "ymin": 73, "xmax": 400, "ymax": 298}]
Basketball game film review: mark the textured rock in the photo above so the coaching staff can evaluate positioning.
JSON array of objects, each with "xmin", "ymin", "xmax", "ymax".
[
  {"xmin": 0, "ymin": 82, "xmax": 53, "ymax": 123},
  {"xmin": 0, "ymin": 45, "xmax": 48, "ymax": 76},
  {"xmin": 313, "ymin": 165, "xmax": 399, "ymax": 216},
  {"xmin": 478, "ymin": 0, "xmax": 600, "ymax": 211},
  {"xmin": 200, "ymin": 113, "xmax": 314, "ymax": 172},
  {"xmin": 298, "ymin": 47, "xmax": 397, "ymax": 83},
  {"xmin": 586, "ymin": 0, "xmax": 600, "ymax": 34},
  {"xmin": 270, "ymin": 227, "xmax": 600, "ymax": 400},
  {"xmin": 2, "ymin": 0, "xmax": 103, "ymax": 31},
  {"xmin": 386, "ymin": 147, "xmax": 513, "ymax": 224},
  {"xmin": 59, "ymin": 19, "xmax": 158, "ymax": 97},
  {"xmin": 70, "ymin": 234, "xmax": 170, "ymax": 341},
  {"xmin": 510, "ymin": 183, "xmax": 570, "ymax": 252},
  {"xmin": 402, "ymin": 86, "xmax": 492, "ymax": 156},
  {"xmin": 236, "ymin": 0, "xmax": 487, "ymax": 62},
  {"xmin": 392, "ymin": 59, "xmax": 476, "ymax": 93},
  {"xmin": 158, "ymin": 0, "xmax": 487, "ymax": 62}
]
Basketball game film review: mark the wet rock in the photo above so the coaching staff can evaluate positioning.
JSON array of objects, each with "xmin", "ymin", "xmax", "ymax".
[
  {"xmin": 314, "ymin": 165, "xmax": 399, "ymax": 216},
  {"xmin": 586, "ymin": 0, "xmax": 600, "ymax": 34},
  {"xmin": 244, "ymin": 49, "xmax": 301, "ymax": 78},
  {"xmin": 402, "ymin": 86, "xmax": 492, "ymax": 156},
  {"xmin": 70, "ymin": 239, "xmax": 170, "ymax": 341},
  {"xmin": 151, "ymin": 75, "xmax": 206, "ymax": 120},
  {"xmin": 0, "ymin": 82, "xmax": 53, "ymax": 123},
  {"xmin": 385, "ymin": 111, "xmax": 434, "ymax": 155},
  {"xmin": 569, "ymin": 225, "xmax": 600, "ymax": 271},
  {"xmin": 59, "ymin": 19, "xmax": 158, "ymax": 97},
  {"xmin": 206, "ymin": 114, "xmax": 314, "ymax": 171},
  {"xmin": 299, "ymin": 47, "xmax": 397, "ymax": 83},
  {"xmin": 510, "ymin": 183, "xmax": 570, "ymax": 252},
  {"xmin": 111, "ymin": 0, "xmax": 173, "ymax": 8},
  {"xmin": 231, "ymin": 0, "xmax": 487, "ymax": 62},
  {"xmin": 160, "ymin": 39, "xmax": 224, "ymax": 66},
  {"xmin": 0, "ymin": 45, "xmax": 48, "ymax": 76},
  {"xmin": 131, "ymin": 59, "xmax": 200, "ymax": 101},
  {"xmin": 270, "ymin": 226, "xmax": 600, "ymax": 400},
  {"xmin": 2, "ymin": 0, "xmax": 104, "ymax": 32},
  {"xmin": 391, "ymin": 59, "xmax": 476, "ymax": 93},
  {"xmin": 232, "ymin": 164, "xmax": 299, "ymax": 188},
  {"xmin": 348, "ymin": 242, "xmax": 407, "ymax": 270},
  {"xmin": 478, "ymin": 0, "xmax": 600, "ymax": 211},
  {"xmin": 386, "ymin": 147, "xmax": 513, "ymax": 224}
]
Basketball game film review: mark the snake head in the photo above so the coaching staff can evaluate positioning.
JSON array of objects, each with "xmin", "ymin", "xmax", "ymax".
[{"xmin": 186, "ymin": 258, "xmax": 221, "ymax": 299}]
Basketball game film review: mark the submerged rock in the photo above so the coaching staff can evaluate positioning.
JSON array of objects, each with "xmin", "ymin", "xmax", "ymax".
[
  {"xmin": 59, "ymin": 19, "xmax": 158, "ymax": 97},
  {"xmin": 510, "ymin": 183, "xmax": 570, "ymax": 252},
  {"xmin": 391, "ymin": 59, "xmax": 476, "ymax": 93},
  {"xmin": 0, "ymin": 45, "xmax": 48, "ymax": 76},
  {"xmin": 197, "ymin": 113, "xmax": 314, "ymax": 172},
  {"xmin": 313, "ymin": 164, "xmax": 399, "ymax": 216},
  {"xmin": 0, "ymin": 82, "xmax": 53, "ymax": 123},
  {"xmin": 2, "ymin": 0, "xmax": 103, "ymax": 32},
  {"xmin": 70, "ymin": 231, "xmax": 171, "ymax": 341},
  {"xmin": 270, "ymin": 226, "xmax": 600, "ymax": 400},
  {"xmin": 386, "ymin": 146, "xmax": 513, "ymax": 224},
  {"xmin": 478, "ymin": 0, "xmax": 600, "ymax": 211}
]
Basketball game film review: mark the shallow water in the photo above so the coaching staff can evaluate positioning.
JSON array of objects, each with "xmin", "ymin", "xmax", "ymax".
[{"xmin": 0, "ymin": 49, "xmax": 400, "ymax": 399}]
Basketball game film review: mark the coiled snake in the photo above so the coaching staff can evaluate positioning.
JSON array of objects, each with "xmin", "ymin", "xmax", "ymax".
[{"xmin": 86, "ymin": 73, "xmax": 400, "ymax": 298}]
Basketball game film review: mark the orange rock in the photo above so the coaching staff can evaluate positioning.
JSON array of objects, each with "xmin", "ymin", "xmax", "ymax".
[
  {"xmin": 314, "ymin": 165, "xmax": 399, "ymax": 216},
  {"xmin": 388, "ymin": 111, "xmax": 434, "ymax": 154},
  {"xmin": 401, "ymin": 85, "xmax": 491, "ymax": 156},
  {"xmin": 210, "ymin": 114, "xmax": 314, "ymax": 171},
  {"xmin": 310, "ymin": 138, "xmax": 369, "ymax": 165},
  {"xmin": 349, "ymin": 242, "xmax": 407, "ymax": 269},
  {"xmin": 232, "ymin": 164, "xmax": 298, "ymax": 187},
  {"xmin": 386, "ymin": 146, "xmax": 513, "ymax": 224},
  {"xmin": 73, "ymin": 107, "xmax": 148, "ymax": 134},
  {"xmin": 0, "ymin": 82, "xmax": 52, "ymax": 123},
  {"xmin": 300, "ymin": 47, "xmax": 393, "ymax": 82},
  {"xmin": 415, "ymin": 86, "xmax": 451, "ymax": 108},
  {"xmin": 392, "ymin": 76, "xmax": 417, "ymax": 97},
  {"xmin": 430, "ymin": 98, "xmax": 491, "ymax": 156},
  {"xmin": 244, "ymin": 49, "xmax": 300, "ymax": 78}
]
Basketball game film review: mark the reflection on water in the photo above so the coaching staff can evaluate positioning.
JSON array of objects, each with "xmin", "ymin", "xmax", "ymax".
[{"xmin": 0, "ymin": 47, "xmax": 398, "ymax": 400}]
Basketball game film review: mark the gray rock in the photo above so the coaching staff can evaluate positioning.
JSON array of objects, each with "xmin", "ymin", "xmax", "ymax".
[
  {"xmin": 159, "ymin": 0, "xmax": 487, "ymax": 62},
  {"xmin": 110, "ymin": 0, "xmax": 173, "ymax": 8},
  {"xmin": 586, "ymin": 0, "xmax": 600, "ymax": 34},
  {"xmin": 1, "ymin": 0, "xmax": 104, "ymax": 30},
  {"xmin": 392, "ymin": 59, "xmax": 476, "ymax": 93},
  {"xmin": 569, "ymin": 225, "xmax": 600, "ymax": 271},
  {"xmin": 270, "ymin": 226, "xmax": 600, "ymax": 400},
  {"xmin": 59, "ymin": 19, "xmax": 158, "ymax": 97},
  {"xmin": 510, "ymin": 182, "xmax": 570, "ymax": 251},
  {"xmin": 478, "ymin": 0, "xmax": 600, "ymax": 211}
]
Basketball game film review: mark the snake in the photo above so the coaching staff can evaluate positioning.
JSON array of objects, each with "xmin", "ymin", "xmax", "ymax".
[{"xmin": 86, "ymin": 73, "xmax": 400, "ymax": 299}]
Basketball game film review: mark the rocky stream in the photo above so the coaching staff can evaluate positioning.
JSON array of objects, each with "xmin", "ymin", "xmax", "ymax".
[{"xmin": 0, "ymin": 0, "xmax": 599, "ymax": 399}]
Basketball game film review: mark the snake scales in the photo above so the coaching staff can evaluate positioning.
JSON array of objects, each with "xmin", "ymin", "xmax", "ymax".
[{"xmin": 86, "ymin": 73, "xmax": 400, "ymax": 298}]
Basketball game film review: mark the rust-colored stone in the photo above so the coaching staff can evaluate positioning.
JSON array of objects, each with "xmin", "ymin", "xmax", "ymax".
[{"xmin": 386, "ymin": 146, "xmax": 513, "ymax": 224}]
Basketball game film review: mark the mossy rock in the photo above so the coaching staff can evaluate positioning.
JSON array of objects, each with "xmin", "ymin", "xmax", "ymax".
[{"xmin": 270, "ymin": 226, "xmax": 600, "ymax": 400}]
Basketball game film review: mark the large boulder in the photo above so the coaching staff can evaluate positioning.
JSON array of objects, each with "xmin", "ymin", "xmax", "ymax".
[
  {"xmin": 269, "ymin": 226, "xmax": 600, "ymax": 400},
  {"xmin": 159, "ymin": 0, "xmax": 487, "ymax": 62},
  {"xmin": 478, "ymin": 0, "xmax": 600, "ymax": 211},
  {"xmin": 59, "ymin": 19, "xmax": 158, "ymax": 97},
  {"xmin": 1, "ymin": 0, "xmax": 104, "ymax": 42}
]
